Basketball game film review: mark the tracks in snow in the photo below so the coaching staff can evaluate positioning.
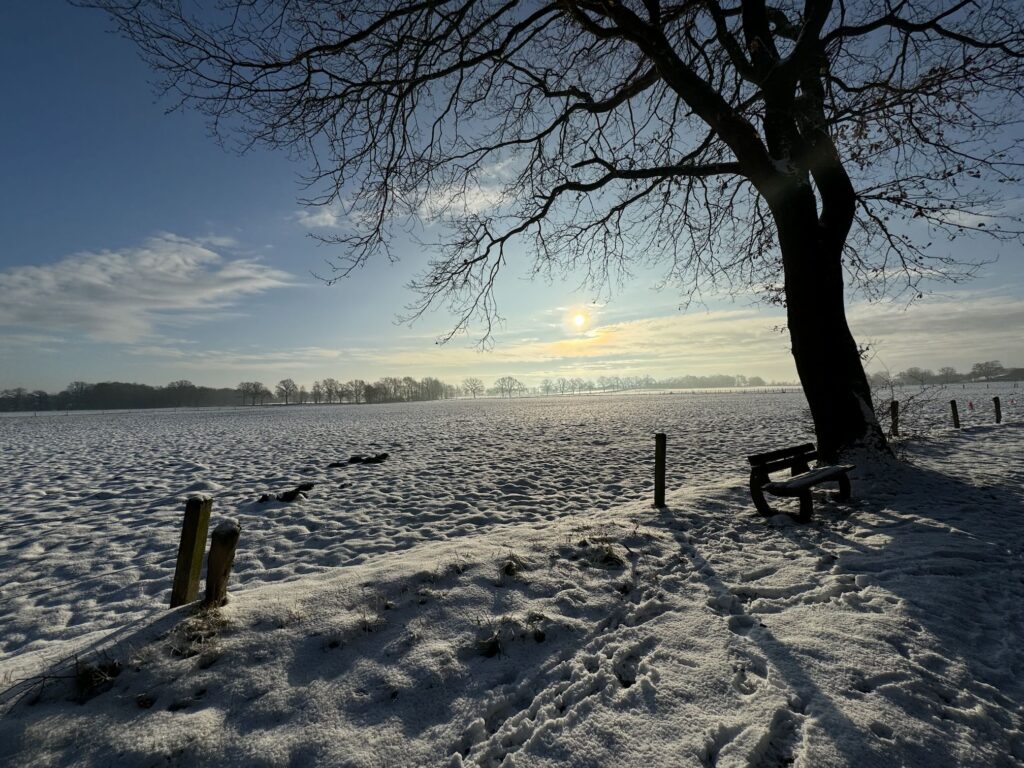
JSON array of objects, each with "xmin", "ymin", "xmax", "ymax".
[{"xmin": 453, "ymin": 500, "xmax": 825, "ymax": 767}]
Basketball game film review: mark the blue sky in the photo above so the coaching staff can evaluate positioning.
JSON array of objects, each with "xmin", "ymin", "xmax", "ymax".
[{"xmin": 1, "ymin": 1, "xmax": 1022, "ymax": 392}]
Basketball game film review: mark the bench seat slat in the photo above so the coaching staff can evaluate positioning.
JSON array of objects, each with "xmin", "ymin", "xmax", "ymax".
[
  {"xmin": 747, "ymin": 443, "xmax": 816, "ymax": 465},
  {"xmin": 758, "ymin": 453, "xmax": 819, "ymax": 475},
  {"xmin": 763, "ymin": 465, "xmax": 855, "ymax": 495}
]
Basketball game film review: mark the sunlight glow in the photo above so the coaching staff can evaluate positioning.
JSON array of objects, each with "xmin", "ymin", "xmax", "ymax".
[
  {"xmin": 563, "ymin": 306, "xmax": 595, "ymax": 334},
  {"xmin": 564, "ymin": 307, "xmax": 593, "ymax": 333}
]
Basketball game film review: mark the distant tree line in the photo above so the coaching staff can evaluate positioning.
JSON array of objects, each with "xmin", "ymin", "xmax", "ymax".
[
  {"xmin": 297, "ymin": 376, "xmax": 456, "ymax": 405},
  {"xmin": 534, "ymin": 374, "xmax": 770, "ymax": 396},
  {"xmin": 0, "ymin": 380, "xmax": 241, "ymax": 413},
  {"xmin": 1, "ymin": 370, "xmax": 821, "ymax": 412},
  {"xmin": 483, "ymin": 373, "xmax": 778, "ymax": 398},
  {"xmin": 869, "ymin": 361, "xmax": 1023, "ymax": 388}
]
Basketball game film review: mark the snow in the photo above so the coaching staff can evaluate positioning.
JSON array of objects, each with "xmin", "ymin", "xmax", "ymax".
[{"xmin": 1, "ymin": 388, "xmax": 1022, "ymax": 766}]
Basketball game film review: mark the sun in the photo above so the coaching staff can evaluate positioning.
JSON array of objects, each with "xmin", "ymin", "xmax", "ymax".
[{"xmin": 563, "ymin": 305, "xmax": 595, "ymax": 333}]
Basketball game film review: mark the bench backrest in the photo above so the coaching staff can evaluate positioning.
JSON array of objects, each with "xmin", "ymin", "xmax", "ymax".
[{"xmin": 747, "ymin": 443, "xmax": 817, "ymax": 474}]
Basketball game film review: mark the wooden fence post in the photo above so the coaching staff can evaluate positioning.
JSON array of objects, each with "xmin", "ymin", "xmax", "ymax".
[
  {"xmin": 204, "ymin": 520, "xmax": 241, "ymax": 608},
  {"xmin": 994, "ymin": 396, "xmax": 1002, "ymax": 424},
  {"xmin": 654, "ymin": 433, "xmax": 666, "ymax": 508},
  {"xmin": 170, "ymin": 496, "xmax": 212, "ymax": 608},
  {"xmin": 950, "ymin": 400, "xmax": 961, "ymax": 429},
  {"xmin": 890, "ymin": 400, "xmax": 900, "ymax": 437}
]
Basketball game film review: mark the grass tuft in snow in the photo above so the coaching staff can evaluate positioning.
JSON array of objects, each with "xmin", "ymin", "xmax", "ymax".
[
  {"xmin": 168, "ymin": 609, "xmax": 228, "ymax": 660},
  {"xmin": 497, "ymin": 550, "xmax": 527, "ymax": 583},
  {"xmin": 73, "ymin": 655, "xmax": 122, "ymax": 704}
]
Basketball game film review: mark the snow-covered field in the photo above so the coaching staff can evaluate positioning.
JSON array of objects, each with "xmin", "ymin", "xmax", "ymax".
[
  {"xmin": 0, "ymin": 392, "xmax": 817, "ymax": 663},
  {"xmin": 1, "ymin": 387, "xmax": 1022, "ymax": 766}
]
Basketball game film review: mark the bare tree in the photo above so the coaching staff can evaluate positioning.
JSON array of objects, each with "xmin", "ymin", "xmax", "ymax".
[
  {"xmin": 462, "ymin": 377, "xmax": 485, "ymax": 399},
  {"xmin": 346, "ymin": 379, "xmax": 366, "ymax": 404},
  {"xmin": 494, "ymin": 376, "xmax": 524, "ymax": 398},
  {"xmin": 87, "ymin": 0, "xmax": 1024, "ymax": 458},
  {"xmin": 166, "ymin": 379, "xmax": 196, "ymax": 407},
  {"xmin": 322, "ymin": 377, "xmax": 340, "ymax": 403},
  {"xmin": 66, "ymin": 381, "xmax": 89, "ymax": 409},
  {"xmin": 971, "ymin": 360, "xmax": 1005, "ymax": 381},
  {"xmin": 896, "ymin": 367, "xmax": 934, "ymax": 386},
  {"xmin": 237, "ymin": 381, "xmax": 260, "ymax": 406},
  {"xmin": 276, "ymin": 378, "xmax": 298, "ymax": 405},
  {"xmin": 422, "ymin": 376, "xmax": 446, "ymax": 400},
  {"xmin": 401, "ymin": 375, "xmax": 420, "ymax": 401}
]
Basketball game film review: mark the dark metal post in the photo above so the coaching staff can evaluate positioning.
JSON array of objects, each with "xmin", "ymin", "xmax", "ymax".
[{"xmin": 654, "ymin": 433, "xmax": 666, "ymax": 508}]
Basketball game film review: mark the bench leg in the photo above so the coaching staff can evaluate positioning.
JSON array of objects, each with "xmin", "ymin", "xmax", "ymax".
[
  {"xmin": 797, "ymin": 491, "xmax": 814, "ymax": 523},
  {"xmin": 836, "ymin": 473, "xmax": 851, "ymax": 501},
  {"xmin": 749, "ymin": 475, "xmax": 774, "ymax": 516}
]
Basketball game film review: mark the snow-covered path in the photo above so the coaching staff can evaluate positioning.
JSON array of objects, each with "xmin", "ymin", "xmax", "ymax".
[{"xmin": 2, "ymin": 422, "xmax": 1022, "ymax": 766}]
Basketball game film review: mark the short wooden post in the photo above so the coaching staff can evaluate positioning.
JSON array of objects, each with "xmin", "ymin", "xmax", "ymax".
[
  {"xmin": 654, "ymin": 433, "xmax": 666, "ymax": 508},
  {"xmin": 950, "ymin": 399, "xmax": 961, "ymax": 429},
  {"xmin": 204, "ymin": 520, "xmax": 241, "ymax": 608},
  {"xmin": 994, "ymin": 396, "xmax": 1002, "ymax": 424},
  {"xmin": 890, "ymin": 400, "xmax": 900, "ymax": 437},
  {"xmin": 170, "ymin": 496, "xmax": 212, "ymax": 608}
]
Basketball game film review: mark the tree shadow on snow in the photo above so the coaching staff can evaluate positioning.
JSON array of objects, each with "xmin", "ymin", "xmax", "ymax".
[{"xmin": 654, "ymin": 448, "xmax": 1024, "ymax": 766}]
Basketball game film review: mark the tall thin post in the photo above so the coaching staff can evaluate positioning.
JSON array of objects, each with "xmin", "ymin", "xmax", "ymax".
[
  {"xmin": 654, "ymin": 433, "xmax": 666, "ymax": 508},
  {"xmin": 994, "ymin": 396, "xmax": 1002, "ymax": 424},
  {"xmin": 890, "ymin": 400, "xmax": 900, "ymax": 437},
  {"xmin": 204, "ymin": 520, "xmax": 241, "ymax": 608},
  {"xmin": 170, "ymin": 496, "xmax": 212, "ymax": 607},
  {"xmin": 950, "ymin": 400, "xmax": 961, "ymax": 429}
]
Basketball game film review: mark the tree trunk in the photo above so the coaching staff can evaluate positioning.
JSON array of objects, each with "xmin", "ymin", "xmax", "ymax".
[{"xmin": 774, "ymin": 189, "xmax": 888, "ymax": 462}]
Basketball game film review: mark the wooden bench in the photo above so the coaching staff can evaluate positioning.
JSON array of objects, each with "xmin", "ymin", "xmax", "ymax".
[{"xmin": 747, "ymin": 443, "xmax": 854, "ymax": 522}]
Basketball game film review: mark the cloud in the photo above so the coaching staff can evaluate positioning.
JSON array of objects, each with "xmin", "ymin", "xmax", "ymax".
[
  {"xmin": 194, "ymin": 234, "xmax": 241, "ymax": 248},
  {"xmin": 203, "ymin": 308, "xmax": 795, "ymax": 383},
  {"xmin": 330, "ymin": 293, "xmax": 1024, "ymax": 382},
  {"xmin": 295, "ymin": 158, "xmax": 509, "ymax": 233},
  {"xmin": 55, "ymin": 284, "xmax": 1024, "ymax": 387},
  {"xmin": 849, "ymin": 291, "xmax": 1024, "ymax": 369},
  {"xmin": 0, "ymin": 332, "xmax": 66, "ymax": 358},
  {"xmin": 130, "ymin": 344, "xmax": 346, "ymax": 372},
  {"xmin": 0, "ymin": 235, "xmax": 294, "ymax": 343},
  {"xmin": 0, "ymin": 332, "xmax": 65, "ymax": 348},
  {"xmin": 295, "ymin": 184, "xmax": 504, "ymax": 232},
  {"xmin": 294, "ymin": 205, "xmax": 346, "ymax": 229},
  {"xmin": 934, "ymin": 197, "xmax": 1024, "ymax": 229},
  {"xmin": 418, "ymin": 182, "xmax": 504, "ymax": 219},
  {"xmin": 488, "ymin": 310, "xmax": 787, "ymax": 369},
  {"xmin": 421, "ymin": 162, "xmax": 519, "ymax": 220}
]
